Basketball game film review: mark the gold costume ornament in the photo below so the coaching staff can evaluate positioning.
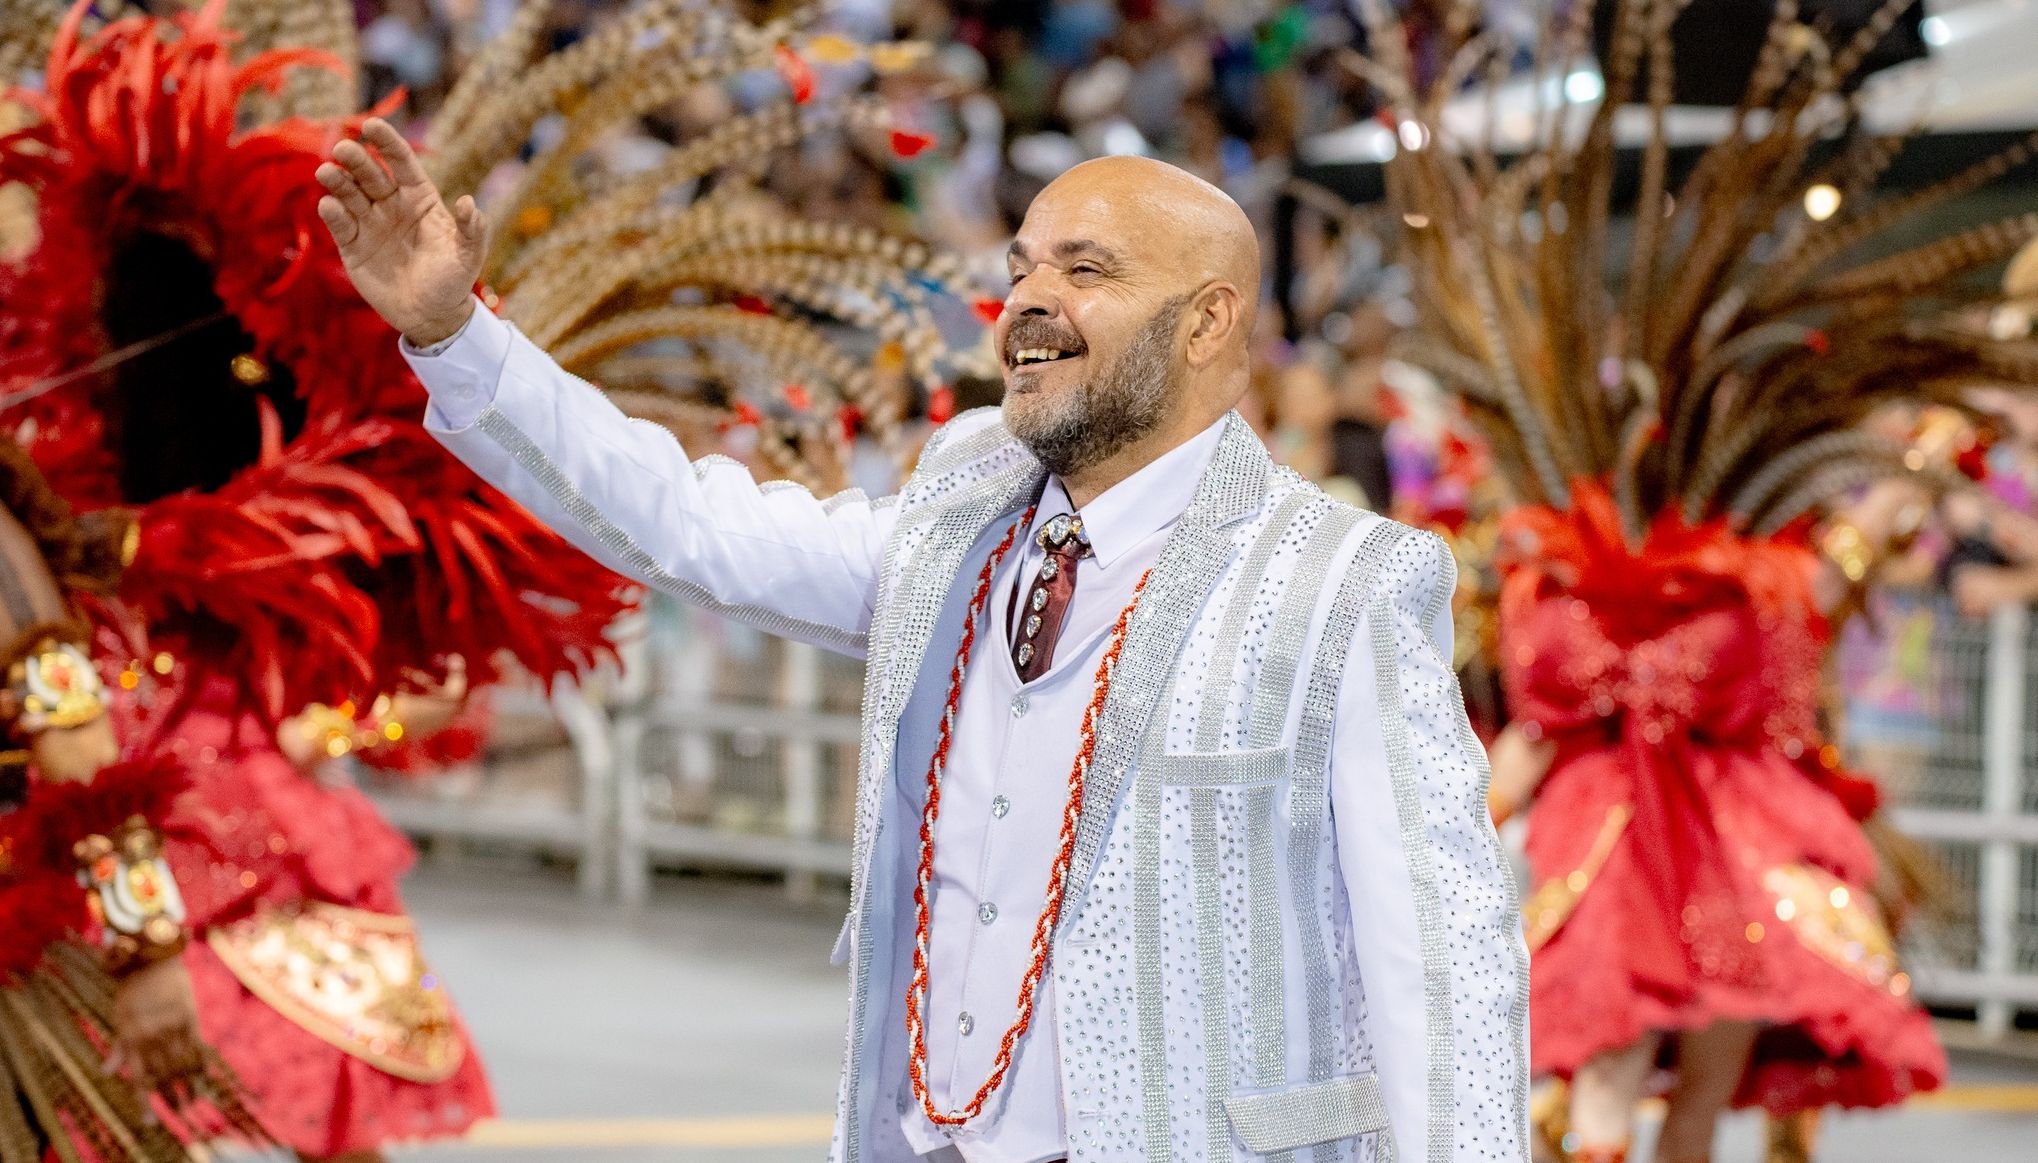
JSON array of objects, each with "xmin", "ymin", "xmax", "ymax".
[
  {"xmin": 73, "ymin": 815, "xmax": 189, "ymax": 976},
  {"xmin": 6, "ymin": 639, "xmax": 105, "ymax": 733}
]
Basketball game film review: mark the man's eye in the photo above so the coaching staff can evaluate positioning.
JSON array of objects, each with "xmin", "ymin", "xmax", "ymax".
[{"xmin": 1071, "ymin": 265, "xmax": 1100, "ymax": 276}]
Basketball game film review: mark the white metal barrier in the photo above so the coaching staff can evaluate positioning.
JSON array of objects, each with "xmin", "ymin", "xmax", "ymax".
[{"xmin": 1881, "ymin": 600, "xmax": 2038, "ymax": 1037}]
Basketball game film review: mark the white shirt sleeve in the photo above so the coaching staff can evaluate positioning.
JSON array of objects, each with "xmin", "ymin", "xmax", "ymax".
[
  {"xmin": 402, "ymin": 300, "xmax": 899, "ymax": 658},
  {"xmin": 1328, "ymin": 531, "xmax": 1530, "ymax": 1162}
]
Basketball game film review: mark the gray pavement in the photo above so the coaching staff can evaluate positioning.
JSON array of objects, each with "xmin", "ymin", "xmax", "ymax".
[{"xmin": 373, "ymin": 859, "xmax": 2037, "ymax": 1162}]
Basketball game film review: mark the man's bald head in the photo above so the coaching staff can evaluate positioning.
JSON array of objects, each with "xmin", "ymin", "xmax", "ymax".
[
  {"xmin": 1035, "ymin": 157, "xmax": 1261, "ymax": 333},
  {"xmin": 997, "ymin": 157, "xmax": 1261, "ymax": 493}
]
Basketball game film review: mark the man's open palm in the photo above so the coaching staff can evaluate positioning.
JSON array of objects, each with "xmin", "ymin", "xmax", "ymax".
[{"xmin": 316, "ymin": 118, "xmax": 485, "ymax": 348}]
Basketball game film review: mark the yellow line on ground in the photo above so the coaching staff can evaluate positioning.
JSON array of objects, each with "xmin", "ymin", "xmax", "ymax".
[
  {"xmin": 427, "ymin": 1084, "xmax": 2038, "ymax": 1152},
  {"xmin": 1907, "ymin": 1084, "xmax": 2038, "ymax": 1113},
  {"xmin": 462, "ymin": 1114, "xmax": 834, "ymax": 1149}
]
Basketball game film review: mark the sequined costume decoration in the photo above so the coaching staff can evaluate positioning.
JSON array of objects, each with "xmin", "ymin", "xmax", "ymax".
[
  {"xmin": 0, "ymin": 434, "xmax": 266, "ymax": 1161},
  {"xmin": 0, "ymin": 1, "xmax": 607, "ymax": 1152},
  {"xmin": 1341, "ymin": 0, "xmax": 2038, "ymax": 1121},
  {"xmin": 0, "ymin": 1, "xmax": 982, "ymax": 1154}
]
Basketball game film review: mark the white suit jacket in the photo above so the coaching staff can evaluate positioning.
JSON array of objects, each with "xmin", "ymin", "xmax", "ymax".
[{"xmin": 408, "ymin": 307, "xmax": 1530, "ymax": 1163}]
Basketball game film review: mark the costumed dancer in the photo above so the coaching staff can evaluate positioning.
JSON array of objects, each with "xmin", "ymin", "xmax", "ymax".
[
  {"xmin": 1346, "ymin": 1, "xmax": 2038, "ymax": 1160},
  {"xmin": 0, "ymin": 2, "xmax": 631, "ymax": 1158},
  {"xmin": 0, "ymin": 435, "xmax": 265, "ymax": 1160}
]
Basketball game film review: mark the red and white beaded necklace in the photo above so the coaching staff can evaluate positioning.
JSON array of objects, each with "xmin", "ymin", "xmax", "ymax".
[{"xmin": 903, "ymin": 507, "xmax": 1151, "ymax": 1126}]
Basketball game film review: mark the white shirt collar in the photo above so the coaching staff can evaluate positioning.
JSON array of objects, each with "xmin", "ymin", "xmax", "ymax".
[{"xmin": 1032, "ymin": 418, "xmax": 1228, "ymax": 571}]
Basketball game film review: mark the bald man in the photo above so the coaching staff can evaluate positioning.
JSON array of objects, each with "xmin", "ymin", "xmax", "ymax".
[{"xmin": 321, "ymin": 123, "xmax": 1528, "ymax": 1163}]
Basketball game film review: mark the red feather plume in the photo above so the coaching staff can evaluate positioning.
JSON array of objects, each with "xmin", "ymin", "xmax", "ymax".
[{"xmin": 0, "ymin": 2, "xmax": 633, "ymax": 720}]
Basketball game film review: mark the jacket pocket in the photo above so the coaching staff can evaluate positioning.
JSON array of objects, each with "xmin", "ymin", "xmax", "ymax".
[
  {"xmin": 1225, "ymin": 1072, "xmax": 1388, "ymax": 1152},
  {"xmin": 1152, "ymin": 744, "xmax": 1291, "ymax": 789}
]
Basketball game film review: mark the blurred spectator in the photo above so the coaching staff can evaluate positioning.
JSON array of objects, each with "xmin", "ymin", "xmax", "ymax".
[{"xmin": 1939, "ymin": 388, "xmax": 2038, "ymax": 618}]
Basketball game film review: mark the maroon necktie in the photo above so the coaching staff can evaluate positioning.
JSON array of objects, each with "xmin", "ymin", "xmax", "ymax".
[{"xmin": 1013, "ymin": 513, "xmax": 1089, "ymax": 682}]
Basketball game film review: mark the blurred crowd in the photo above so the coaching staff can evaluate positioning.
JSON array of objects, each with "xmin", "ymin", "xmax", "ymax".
[
  {"xmin": 355, "ymin": 0, "xmax": 1404, "ymax": 495},
  {"xmin": 350, "ymin": 1, "xmax": 2038, "ymax": 776}
]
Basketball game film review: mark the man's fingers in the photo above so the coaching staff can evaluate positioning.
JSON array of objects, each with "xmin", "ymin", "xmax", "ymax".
[
  {"xmin": 317, "ymin": 196, "xmax": 360, "ymax": 246},
  {"xmin": 453, "ymin": 195, "xmax": 488, "ymax": 264},
  {"xmin": 334, "ymin": 137, "xmax": 397, "ymax": 200},
  {"xmin": 363, "ymin": 118, "xmax": 432, "ymax": 191},
  {"xmin": 316, "ymin": 161, "xmax": 373, "ymax": 218}
]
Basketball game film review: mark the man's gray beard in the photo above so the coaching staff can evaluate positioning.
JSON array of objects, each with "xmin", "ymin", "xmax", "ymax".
[{"xmin": 1005, "ymin": 296, "xmax": 1187, "ymax": 479}]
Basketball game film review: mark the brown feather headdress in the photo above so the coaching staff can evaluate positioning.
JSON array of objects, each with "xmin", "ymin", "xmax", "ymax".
[{"xmin": 1349, "ymin": 0, "xmax": 2038, "ymax": 540}]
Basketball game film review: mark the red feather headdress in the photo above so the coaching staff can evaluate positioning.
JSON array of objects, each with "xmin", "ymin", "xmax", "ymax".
[{"xmin": 0, "ymin": 2, "xmax": 630, "ymax": 719}]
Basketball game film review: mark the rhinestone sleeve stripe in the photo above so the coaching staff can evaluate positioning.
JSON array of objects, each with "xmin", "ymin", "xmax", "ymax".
[
  {"xmin": 1223, "ymin": 1073, "xmax": 1391, "ymax": 1153},
  {"xmin": 1151, "ymin": 745, "xmax": 1291, "ymax": 787},
  {"xmin": 1191, "ymin": 786, "xmax": 1232, "ymax": 1156},
  {"xmin": 1366, "ymin": 565, "xmax": 1458, "ymax": 1163},
  {"xmin": 475, "ymin": 408, "xmax": 868, "ymax": 655},
  {"xmin": 1292, "ymin": 520, "xmax": 1408, "ymax": 1084},
  {"xmin": 1423, "ymin": 536, "xmax": 1533, "ymax": 1162},
  {"xmin": 1197, "ymin": 490, "xmax": 1315, "ymax": 750}
]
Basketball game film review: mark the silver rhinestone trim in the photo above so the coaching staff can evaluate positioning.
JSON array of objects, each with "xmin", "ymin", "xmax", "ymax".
[
  {"xmin": 920, "ymin": 407, "xmax": 1024, "ymax": 477},
  {"xmin": 475, "ymin": 408, "xmax": 867, "ymax": 655},
  {"xmin": 1291, "ymin": 519, "xmax": 1406, "ymax": 1083},
  {"xmin": 1133, "ymin": 753, "xmax": 1172, "ymax": 1161},
  {"xmin": 1424, "ymin": 533, "xmax": 1532, "ymax": 1162},
  {"xmin": 820, "ymin": 487, "xmax": 869, "ymax": 514},
  {"xmin": 1197, "ymin": 490, "xmax": 1315, "ymax": 750},
  {"xmin": 1151, "ymin": 745, "xmax": 1292, "ymax": 788},
  {"xmin": 1192, "ymin": 785, "xmax": 1230, "ymax": 1156},
  {"xmin": 1249, "ymin": 505, "xmax": 1361, "ymax": 749},
  {"xmin": 1223, "ymin": 1073, "xmax": 1390, "ymax": 1153},
  {"xmin": 1246, "ymin": 782, "xmax": 1284, "ymax": 1095},
  {"xmin": 690, "ymin": 452, "xmax": 746, "ymax": 480},
  {"xmin": 1367, "ymin": 551, "xmax": 1456, "ymax": 1163}
]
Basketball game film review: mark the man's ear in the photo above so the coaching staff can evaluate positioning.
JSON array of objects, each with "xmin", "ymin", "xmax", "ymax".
[{"xmin": 1183, "ymin": 282, "xmax": 1243, "ymax": 369}]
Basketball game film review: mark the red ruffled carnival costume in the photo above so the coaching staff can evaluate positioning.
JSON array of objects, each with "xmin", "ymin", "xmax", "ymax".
[
  {"xmin": 144, "ymin": 680, "xmax": 494, "ymax": 1154},
  {"xmin": 0, "ymin": 5, "xmax": 630, "ymax": 1154},
  {"xmin": 1504, "ymin": 485, "xmax": 1944, "ymax": 1113}
]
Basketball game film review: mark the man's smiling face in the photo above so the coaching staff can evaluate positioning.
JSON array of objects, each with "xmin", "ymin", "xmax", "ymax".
[{"xmin": 997, "ymin": 171, "xmax": 1191, "ymax": 478}]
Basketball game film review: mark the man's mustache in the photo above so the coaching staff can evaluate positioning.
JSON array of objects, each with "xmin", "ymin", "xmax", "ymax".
[{"xmin": 1003, "ymin": 319, "xmax": 1087, "ymax": 363}]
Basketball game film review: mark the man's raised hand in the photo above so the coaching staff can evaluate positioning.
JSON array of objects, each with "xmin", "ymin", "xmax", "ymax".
[{"xmin": 315, "ymin": 118, "xmax": 485, "ymax": 349}]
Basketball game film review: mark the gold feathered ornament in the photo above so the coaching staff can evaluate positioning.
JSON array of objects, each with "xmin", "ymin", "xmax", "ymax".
[{"xmin": 424, "ymin": 0, "xmax": 990, "ymax": 492}]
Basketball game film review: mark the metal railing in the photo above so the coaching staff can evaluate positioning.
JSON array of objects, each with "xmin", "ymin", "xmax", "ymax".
[{"xmin": 1874, "ymin": 600, "xmax": 2038, "ymax": 1036}]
